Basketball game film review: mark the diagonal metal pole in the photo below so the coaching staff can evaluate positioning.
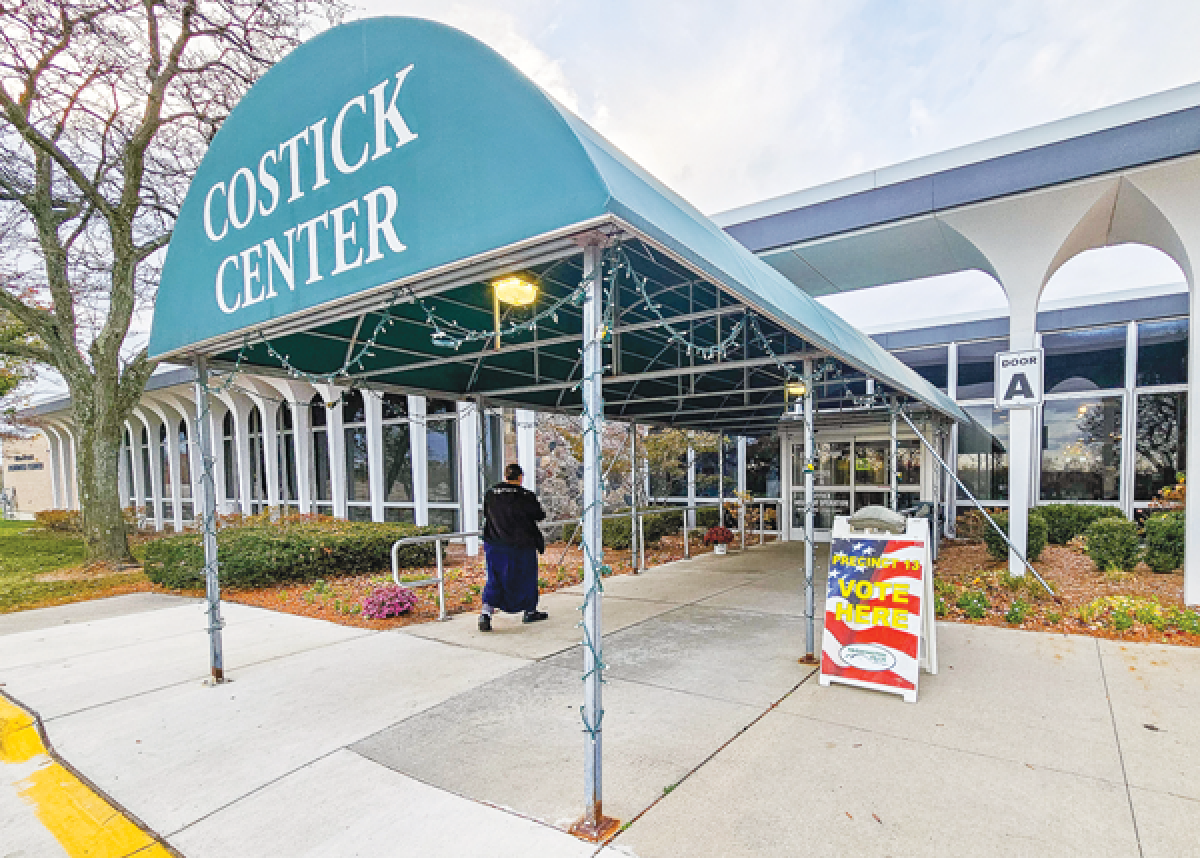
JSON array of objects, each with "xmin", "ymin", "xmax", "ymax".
[
  {"xmin": 571, "ymin": 244, "xmax": 619, "ymax": 842},
  {"xmin": 194, "ymin": 357, "xmax": 226, "ymax": 683},
  {"xmin": 898, "ymin": 408, "xmax": 1056, "ymax": 598}
]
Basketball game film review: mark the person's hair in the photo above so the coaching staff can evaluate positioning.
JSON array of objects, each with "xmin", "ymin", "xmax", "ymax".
[{"xmin": 504, "ymin": 463, "xmax": 523, "ymax": 481}]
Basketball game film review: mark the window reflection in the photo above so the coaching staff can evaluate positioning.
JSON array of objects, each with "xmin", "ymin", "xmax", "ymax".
[
  {"xmin": 1043, "ymin": 326, "xmax": 1125, "ymax": 393},
  {"xmin": 1137, "ymin": 318, "xmax": 1187, "ymax": 387},
  {"xmin": 1135, "ymin": 392, "xmax": 1186, "ymax": 500},
  {"xmin": 958, "ymin": 405, "xmax": 1009, "ymax": 501},
  {"xmin": 1041, "ymin": 397, "xmax": 1122, "ymax": 501}
]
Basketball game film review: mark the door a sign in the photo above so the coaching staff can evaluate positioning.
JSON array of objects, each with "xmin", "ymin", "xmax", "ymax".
[
  {"xmin": 994, "ymin": 349, "xmax": 1044, "ymax": 410},
  {"xmin": 819, "ymin": 516, "xmax": 937, "ymax": 703}
]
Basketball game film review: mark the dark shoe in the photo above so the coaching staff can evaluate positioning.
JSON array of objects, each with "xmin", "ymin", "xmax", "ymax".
[
  {"xmin": 478, "ymin": 614, "xmax": 492, "ymax": 632},
  {"xmin": 523, "ymin": 610, "xmax": 548, "ymax": 624}
]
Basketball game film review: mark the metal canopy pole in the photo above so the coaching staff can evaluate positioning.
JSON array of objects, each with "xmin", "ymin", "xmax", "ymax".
[
  {"xmin": 890, "ymin": 400, "xmax": 899, "ymax": 511},
  {"xmin": 193, "ymin": 357, "xmax": 225, "ymax": 684},
  {"xmin": 801, "ymin": 359, "xmax": 817, "ymax": 664},
  {"xmin": 571, "ymin": 244, "xmax": 618, "ymax": 842},
  {"xmin": 630, "ymin": 422, "xmax": 639, "ymax": 573}
]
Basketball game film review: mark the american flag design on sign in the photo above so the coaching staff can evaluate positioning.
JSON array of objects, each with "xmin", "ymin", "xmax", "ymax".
[{"xmin": 821, "ymin": 536, "xmax": 924, "ymax": 695}]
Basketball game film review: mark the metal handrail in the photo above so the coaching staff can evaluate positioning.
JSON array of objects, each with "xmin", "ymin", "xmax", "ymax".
[{"xmin": 391, "ymin": 530, "xmax": 480, "ymax": 622}]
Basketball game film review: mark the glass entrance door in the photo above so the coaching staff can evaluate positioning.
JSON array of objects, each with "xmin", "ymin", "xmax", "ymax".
[{"xmin": 790, "ymin": 436, "xmax": 922, "ymax": 537}]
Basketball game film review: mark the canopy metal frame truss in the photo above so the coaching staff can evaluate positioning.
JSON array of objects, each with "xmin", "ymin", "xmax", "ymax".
[{"xmin": 187, "ymin": 218, "xmax": 958, "ymax": 839}]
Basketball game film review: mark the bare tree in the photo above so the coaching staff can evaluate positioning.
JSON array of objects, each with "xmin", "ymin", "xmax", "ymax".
[{"xmin": 0, "ymin": 0, "xmax": 344, "ymax": 563}]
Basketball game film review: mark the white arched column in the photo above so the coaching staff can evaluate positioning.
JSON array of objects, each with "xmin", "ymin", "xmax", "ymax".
[
  {"xmin": 407, "ymin": 395, "xmax": 427, "ymax": 525},
  {"xmin": 125, "ymin": 420, "xmax": 146, "ymax": 521},
  {"xmin": 59, "ymin": 424, "xmax": 80, "ymax": 510},
  {"xmin": 458, "ymin": 400, "xmax": 481, "ymax": 554},
  {"xmin": 516, "ymin": 408, "xmax": 537, "ymax": 493},
  {"xmin": 44, "ymin": 425, "xmax": 65, "ymax": 509},
  {"xmin": 941, "ymin": 176, "xmax": 1120, "ymax": 577},
  {"xmin": 1121, "ymin": 159, "xmax": 1200, "ymax": 606}
]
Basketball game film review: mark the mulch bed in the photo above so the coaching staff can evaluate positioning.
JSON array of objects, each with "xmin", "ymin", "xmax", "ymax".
[
  {"xmin": 934, "ymin": 539, "xmax": 1200, "ymax": 647},
  {"xmin": 208, "ymin": 534, "xmax": 720, "ymax": 630}
]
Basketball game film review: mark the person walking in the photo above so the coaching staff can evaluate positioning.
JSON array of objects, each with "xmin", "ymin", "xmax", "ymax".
[{"xmin": 479, "ymin": 463, "xmax": 547, "ymax": 631}]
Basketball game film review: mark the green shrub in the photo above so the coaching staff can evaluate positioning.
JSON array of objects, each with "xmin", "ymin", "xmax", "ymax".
[
  {"xmin": 695, "ymin": 507, "xmax": 720, "ymax": 529},
  {"xmin": 641, "ymin": 509, "xmax": 682, "ymax": 545},
  {"xmin": 957, "ymin": 590, "xmax": 989, "ymax": 619},
  {"xmin": 143, "ymin": 516, "xmax": 439, "ymax": 589},
  {"xmin": 1037, "ymin": 504, "xmax": 1125, "ymax": 545},
  {"xmin": 602, "ymin": 517, "xmax": 633, "ymax": 550},
  {"xmin": 981, "ymin": 511, "xmax": 1047, "ymax": 562},
  {"xmin": 1144, "ymin": 511, "xmax": 1186, "ymax": 573},
  {"xmin": 1084, "ymin": 517, "xmax": 1140, "ymax": 572},
  {"xmin": 1171, "ymin": 607, "xmax": 1200, "ymax": 635},
  {"xmin": 1005, "ymin": 599, "xmax": 1030, "ymax": 625},
  {"xmin": 35, "ymin": 509, "xmax": 82, "ymax": 532}
]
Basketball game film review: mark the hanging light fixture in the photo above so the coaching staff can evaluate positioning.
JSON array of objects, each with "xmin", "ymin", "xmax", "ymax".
[
  {"xmin": 784, "ymin": 380, "xmax": 807, "ymax": 398},
  {"xmin": 493, "ymin": 274, "xmax": 538, "ymax": 306}
]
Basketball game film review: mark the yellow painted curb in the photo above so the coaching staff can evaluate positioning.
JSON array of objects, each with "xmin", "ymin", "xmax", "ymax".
[{"xmin": 1, "ymin": 696, "xmax": 174, "ymax": 858}]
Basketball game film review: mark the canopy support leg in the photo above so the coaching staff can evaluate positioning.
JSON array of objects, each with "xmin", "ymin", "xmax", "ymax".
[
  {"xmin": 194, "ymin": 357, "xmax": 226, "ymax": 684},
  {"xmin": 571, "ymin": 245, "xmax": 619, "ymax": 843},
  {"xmin": 630, "ymin": 422, "xmax": 639, "ymax": 574},
  {"xmin": 801, "ymin": 359, "xmax": 818, "ymax": 664}
]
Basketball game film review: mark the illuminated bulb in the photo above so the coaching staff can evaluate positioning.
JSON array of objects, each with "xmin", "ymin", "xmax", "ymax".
[
  {"xmin": 493, "ymin": 275, "xmax": 538, "ymax": 306},
  {"xmin": 785, "ymin": 380, "xmax": 807, "ymax": 398}
]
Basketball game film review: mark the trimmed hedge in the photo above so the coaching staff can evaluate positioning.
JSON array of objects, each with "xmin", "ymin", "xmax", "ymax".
[
  {"xmin": 1085, "ymin": 517, "xmax": 1141, "ymax": 573},
  {"xmin": 143, "ymin": 517, "xmax": 440, "ymax": 589},
  {"xmin": 982, "ymin": 511, "xmax": 1048, "ymax": 562},
  {"xmin": 1036, "ymin": 504, "xmax": 1125, "ymax": 545},
  {"xmin": 1143, "ymin": 511, "xmax": 1185, "ymax": 573}
]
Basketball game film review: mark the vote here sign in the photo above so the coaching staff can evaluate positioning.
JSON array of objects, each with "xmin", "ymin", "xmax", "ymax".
[
  {"xmin": 994, "ymin": 348, "xmax": 1044, "ymax": 409},
  {"xmin": 819, "ymin": 518, "xmax": 934, "ymax": 703}
]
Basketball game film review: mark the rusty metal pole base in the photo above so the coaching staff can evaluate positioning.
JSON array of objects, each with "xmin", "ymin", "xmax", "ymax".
[
  {"xmin": 203, "ymin": 670, "xmax": 229, "ymax": 686},
  {"xmin": 569, "ymin": 807, "xmax": 620, "ymax": 843},
  {"xmin": 798, "ymin": 654, "xmax": 818, "ymax": 665}
]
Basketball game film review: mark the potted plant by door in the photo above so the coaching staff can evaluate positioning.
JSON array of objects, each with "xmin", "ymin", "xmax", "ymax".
[{"xmin": 704, "ymin": 525, "xmax": 735, "ymax": 555}]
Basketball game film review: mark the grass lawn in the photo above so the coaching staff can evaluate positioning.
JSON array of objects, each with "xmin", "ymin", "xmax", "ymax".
[{"xmin": 0, "ymin": 521, "xmax": 152, "ymax": 614}]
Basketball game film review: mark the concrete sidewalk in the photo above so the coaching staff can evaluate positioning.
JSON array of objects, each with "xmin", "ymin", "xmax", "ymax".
[{"xmin": 2, "ymin": 542, "xmax": 1198, "ymax": 856}]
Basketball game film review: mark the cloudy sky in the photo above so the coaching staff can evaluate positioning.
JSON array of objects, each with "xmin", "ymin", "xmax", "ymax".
[
  {"xmin": 30, "ymin": 1, "xmax": 1200, "ymax": 399},
  {"xmin": 349, "ymin": 0, "xmax": 1198, "ymax": 322}
]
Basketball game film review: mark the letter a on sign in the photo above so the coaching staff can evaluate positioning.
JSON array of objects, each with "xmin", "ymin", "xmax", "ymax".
[{"xmin": 994, "ymin": 348, "xmax": 1044, "ymax": 410}]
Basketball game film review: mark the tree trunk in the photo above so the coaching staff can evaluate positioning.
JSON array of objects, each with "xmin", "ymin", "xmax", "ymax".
[{"xmin": 72, "ymin": 402, "xmax": 134, "ymax": 566}]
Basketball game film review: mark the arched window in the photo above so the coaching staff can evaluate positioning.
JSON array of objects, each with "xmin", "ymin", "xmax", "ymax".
[
  {"xmin": 222, "ymin": 410, "xmax": 240, "ymax": 503},
  {"xmin": 178, "ymin": 418, "xmax": 194, "ymax": 523},
  {"xmin": 425, "ymin": 399, "xmax": 458, "ymax": 530},
  {"xmin": 342, "ymin": 390, "xmax": 371, "ymax": 520},
  {"xmin": 381, "ymin": 393, "xmax": 413, "ymax": 523},
  {"xmin": 277, "ymin": 402, "xmax": 298, "ymax": 508},
  {"xmin": 247, "ymin": 406, "xmax": 267, "ymax": 514},
  {"xmin": 140, "ymin": 427, "xmax": 154, "ymax": 519},
  {"xmin": 310, "ymin": 395, "xmax": 333, "ymax": 515},
  {"xmin": 158, "ymin": 422, "xmax": 174, "ymax": 524}
]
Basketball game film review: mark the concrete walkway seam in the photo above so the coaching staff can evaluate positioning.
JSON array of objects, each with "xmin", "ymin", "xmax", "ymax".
[
  {"xmin": 1097, "ymin": 637, "xmax": 1146, "ymax": 858},
  {"xmin": 0, "ymin": 688, "xmax": 179, "ymax": 858}
]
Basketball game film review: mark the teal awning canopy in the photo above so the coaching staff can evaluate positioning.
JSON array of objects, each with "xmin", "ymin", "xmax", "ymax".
[{"xmin": 150, "ymin": 17, "xmax": 965, "ymax": 430}]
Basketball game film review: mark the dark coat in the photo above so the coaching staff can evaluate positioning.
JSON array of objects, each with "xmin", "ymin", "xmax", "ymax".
[{"xmin": 482, "ymin": 482, "xmax": 546, "ymax": 553}]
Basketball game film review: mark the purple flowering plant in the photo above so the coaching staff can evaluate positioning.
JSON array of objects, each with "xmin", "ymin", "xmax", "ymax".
[{"xmin": 362, "ymin": 584, "xmax": 418, "ymax": 619}]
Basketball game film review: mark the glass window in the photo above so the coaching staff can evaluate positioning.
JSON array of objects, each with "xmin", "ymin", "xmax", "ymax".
[
  {"xmin": 481, "ymin": 413, "xmax": 505, "ymax": 489},
  {"xmin": 795, "ymin": 490, "xmax": 849, "ymax": 531},
  {"xmin": 646, "ymin": 429, "xmax": 688, "ymax": 498},
  {"xmin": 957, "ymin": 338, "xmax": 1007, "ymax": 400},
  {"xmin": 897, "ymin": 440, "xmax": 920, "ymax": 485},
  {"xmin": 177, "ymin": 420, "xmax": 191, "ymax": 499},
  {"xmin": 313, "ymin": 428, "xmax": 331, "ymax": 502},
  {"xmin": 1041, "ymin": 396, "xmax": 1122, "ymax": 501},
  {"xmin": 248, "ymin": 407, "xmax": 267, "ymax": 507},
  {"xmin": 854, "ymin": 441, "xmax": 889, "ymax": 486},
  {"xmin": 428, "ymin": 508, "xmax": 459, "ymax": 530},
  {"xmin": 807, "ymin": 441, "xmax": 851, "ymax": 487},
  {"xmin": 694, "ymin": 433, "xmax": 721, "ymax": 498},
  {"xmin": 958, "ymin": 405, "xmax": 1009, "ymax": 502},
  {"xmin": 347, "ymin": 505, "xmax": 372, "ymax": 522},
  {"xmin": 854, "ymin": 490, "xmax": 889, "ymax": 511},
  {"xmin": 385, "ymin": 506, "xmax": 416, "ymax": 523},
  {"xmin": 426, "ymin": 398, "xmax": 456, "ymax": 416},
  {"xmin": 342, "ymin": 389, "xmax": 366, "ymax": 425},
  {"xmin": 345, "ymin": 426, "xmax": 369, "ymax": 502},
  {"xmin": 895, "ymin": 346, "xmax": 948, "ymax": 391},
  {"xmin": 745, "ymin": 434, "xmax": 780, "ymax": 497},
  {"xmin": 381, "ymin": 393, "xmax": 407, "ymax": 420},
  {"xmin": 1136, "ymin": 392, "xmax": 1186, "ymax": 501},
  {"xmin": 222, "ymin": 411, "xmax": 239, "ymax": 501},
  {"xmin": 383, "ymin": 424, "xmax": 412, "ymax": 502},
  {"xmin": 427, "ymin": 421, "xmax": 458, "ymax": 503},
  {"xmin": 1137, "ymin": 318, "xmax": 1187, "ymax": 387},
  {"xmin": 1043, "ymin": 326, "xmax": 1125, "ymax": 393},
  {"xmin": 721, "ymin": 434, "xmax": 737, "ymax": 496},
  {"xmin": 277, "ymin": 403, "xmax": 296, "ymax": 505},
  {"xmin": 310, "ymin": 394, "xmax": 328, "ymax": 427}
]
